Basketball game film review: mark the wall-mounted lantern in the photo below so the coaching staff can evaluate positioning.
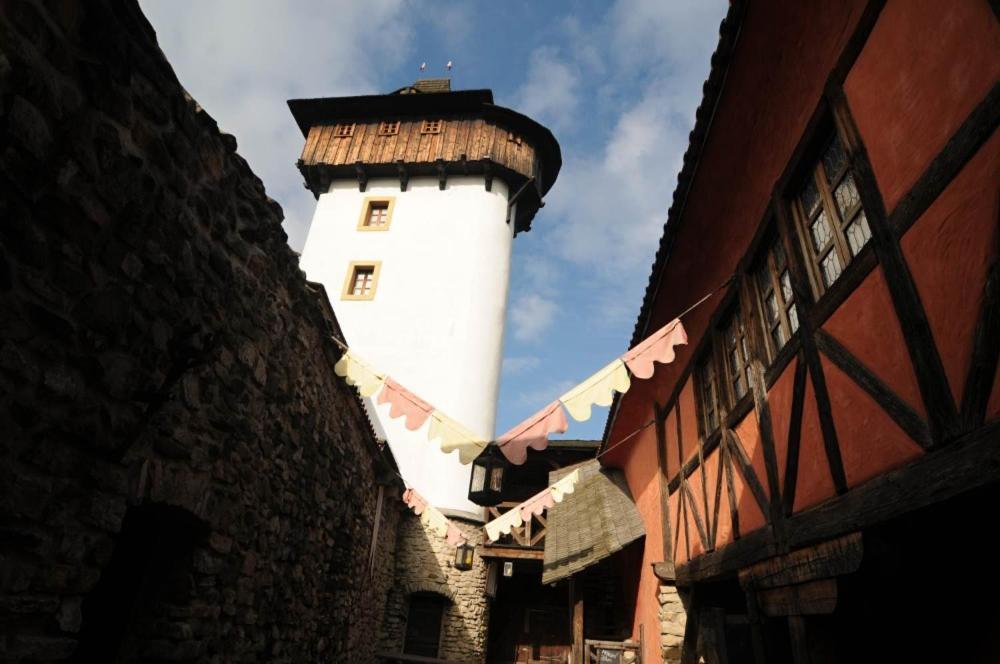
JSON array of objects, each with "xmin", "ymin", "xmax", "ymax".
[
  {"xmin": 468, "ymin": 445, "xmax": 506, "ymax": 506},
  {"xmin": 454, "ymin": 542, "xmax": 475, "ymax": 571}
]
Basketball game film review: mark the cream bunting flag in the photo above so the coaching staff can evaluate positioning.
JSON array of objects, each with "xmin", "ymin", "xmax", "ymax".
[
  {"xmin": 403, "ymin": 488, "xmax": 463, "ymax": 544},
  {"xmin": 559, "ymin": 359, "xmax": 631, "ymax": 422},
  {"xmin": 334, "ymin": 350, "xmax": 385, "ymax": 397},
  {"xmin": 484, "ymin": 469, "xmax": 581, "ymax": 542},
  {"xmin": 428, "ymin": 411, "xmax": 488, "ymax": 464}
]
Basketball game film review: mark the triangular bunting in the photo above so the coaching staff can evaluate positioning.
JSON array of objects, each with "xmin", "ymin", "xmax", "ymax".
[
  {"xmin": 559, "ymin": 360, "xmax": 631, "ymax": 422},
  {"xmin": 497, "ymin": 400, "xmax": 569, "ymax": 465}
]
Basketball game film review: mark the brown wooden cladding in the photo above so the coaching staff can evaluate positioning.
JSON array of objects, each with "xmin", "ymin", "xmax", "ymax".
[{"xmin": 300, "ymin": 116, "xmax": 538, "ymax": 180}]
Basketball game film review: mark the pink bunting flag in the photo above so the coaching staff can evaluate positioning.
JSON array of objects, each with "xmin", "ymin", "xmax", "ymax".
[
  {"xmin": 402, "ymin": 488, "xmax": 427, "ymax": 514},
  {"xmin": 519, "ymin": 487, "xmax": 557, "ymax": 519},
  {"xmin": 378, "ymin": 377, "xmax": 435, "ymax": 430},
  {"xmin": 496, "ymin": 400, "xmax": 569, "ymax": 465},
  {"xmin": 621, "ymin": 319, "xmax": 688, "ymax": 380},
  {"xmin": 446, "ymin": 523, "xmax": 467, "ymax": 546}
]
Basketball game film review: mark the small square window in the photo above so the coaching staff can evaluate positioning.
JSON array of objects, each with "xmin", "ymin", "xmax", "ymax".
[
  {"xmin": 421, "ymin": 119, "xmax": 443, "ymax": 134},
  {"xmin": 334, "ymin": 123, "xmax": 355, "ymax": 138},
  {"xmin": 696, "ymin": 355, "xmax": 721, "ymax": 436},
  {"xmin": 357, "ymin": 197, "xmax": 395, "ymax": 231},
  {"xmin": 342, "ymin": 262, "xmax": 381, "ymax": 301},
  {"xmin": 507, "ymin": 132, "xmax": 522, "ymax": 145},
  {"xmin": 378, "ymin": 121, "xmax": 400, "ymax": 136}
]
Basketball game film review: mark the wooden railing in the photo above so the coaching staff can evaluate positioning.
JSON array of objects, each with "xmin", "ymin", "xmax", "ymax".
[{"xmin": 484, "ymin": 501, "xmax": 547, "ymax": 549}]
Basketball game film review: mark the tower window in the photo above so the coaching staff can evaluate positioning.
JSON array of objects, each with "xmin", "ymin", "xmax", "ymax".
[
  {"xmin": 507, "ymin": 132, "xmax": 522, "ymax": 145},
  {"xmin": 421, "ymin": 119, "xmax": 443, "ymax": 134},
  {"xmin": 357, "ymin": 197, "xmax": 395, "ymax": 231},
  {"xmin": 342, "ymin": 262, "xmax": 381, "ymax": 301},
  {"xmin": 790, "ymin": 129, "xmax": 871, "ymax": 296},
  {"xmin": 333, "ymin": 123, "xmax": 355, "ymax": 138},
  {"xmin": 378, "ymin": 121, "xmax": 400, "ymax": 136}
]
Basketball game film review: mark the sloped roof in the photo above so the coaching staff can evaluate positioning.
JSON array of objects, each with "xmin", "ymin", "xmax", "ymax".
[{"xmin": 541, "ymin": 459, "xmax": 645, "ymax": 585}]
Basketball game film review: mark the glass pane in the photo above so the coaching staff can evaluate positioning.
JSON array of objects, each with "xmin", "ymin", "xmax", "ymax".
[
  {"xmin": 773, "ymin": 241, "xmax": 786, "ymax": 269},
  {"xmin": 788, "ymin": 304, "xmax": 800, "ymax": 333},
  {"xmin": 779, "ymin": 270, "xmax": 793, "ymax": 303},
  {"xmin": 834, "ymin": 174, "xmax": 860, "ymax": 219},
  {"xmin": 821, "ymin": 249, "xmax": 843, "ymax": 287},
  {"xmin": 471, "ymin": 465, "xmax": 486, "ymax": 492},
  {"xmin": 756, "ymin": 265, "xmax": 771, "ymax": 293},
  {"xmin": 765, "ymin": 293, "xmax": 779, "ymax": 324},
  {"xmin": 489, "ymin": 467, "xmax": 503, "ymax": 491},
  {"xmin": 811, "ymin": 210, "xmax": 833, "ymax": 252},
  {"xmin": 730, "ymin": 349, "xmax": 740, "ymax": 374},
  {"xmin": 734, "ymin": 375, "xmax": 746, "ymax": 399},
  {"xmin": 845, "ymin": 211, "xmax": 872, "ymax": 257},
  {"xmin": 771, "ymin": 325, "xmax": 786, "ymax": 350},
  {"xmin": 822, "ymin": 135, "xmax": 847, "ymax": 180},
  {"xmin": 800, "ymin": 177, "xmax": 821, "ymax": 216}
]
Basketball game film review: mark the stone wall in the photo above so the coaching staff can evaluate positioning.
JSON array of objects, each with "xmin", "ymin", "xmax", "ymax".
[
  {"xmin": 379, "ymin": 516, "xmax": 489, "ymax": 662},
  {"xmin": 659, "ymin": 584, "xmax": 686, "ymax": 664},
  {"xmin": 0, "ymin": 1, "xmax": 403, "ymax": 661}
]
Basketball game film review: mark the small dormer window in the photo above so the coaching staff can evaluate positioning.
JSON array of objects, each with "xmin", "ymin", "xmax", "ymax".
[
  {"xmin": 421, "ymin": 119, "xmax": 443, "ymax": 134},
  {"xmin": 378, "ymin": 121, "xmax": 400, "ymax": 136},
  {"xmin": 507, "ymin": 132, "xmax": 522, "ymax": 145},
  {"xmin": 334, "ymin": 123, "xmax": 355, "ymax": 138}
]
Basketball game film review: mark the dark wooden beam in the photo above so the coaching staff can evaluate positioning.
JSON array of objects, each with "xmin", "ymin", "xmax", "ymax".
[
  {"xmin": 722, "ymin": 434, "xmax": 741, "ymax": 540},
  {"xmin": 477, "ymin": 546, "xmax": 543, "ymax": 560},
  {"xmin": 825, "ymin": 0, "xmax": 887, "ymax": 88},
  {"xmin": 655, "ymin": 401, "xmax": 676, "ymax": 565},
  {"xmin": 572, "ymin": 579, "xmax": 584, "ymax": 664},
  {"xmin": 829, "ymin": 86, "xmax": 960, "ymax": 443},
  {"xmin": 749, "ymin": 359, "xmax": 787, "ymax": 547},
  {"xmin": 435, "ymin": 158, "xmax": 447, "ymax": 190},
  {"xmin": 815, "ymin": 330, "xmax": 932, "ymax": 448},
  {"xmin": 737, "ymin": 532, "xmax": 862, "ymax": 590},
  {"xmin": 962, "ymin": 260, "xmax": 1000, "ymax": 430},
  {"xmin": 724, "ymin": 429, "xmax": 772, "ymax": 520},
  {"xmin": 396, "ymin": 159, "xmax": 409, "ymax": 192},
  {"xmin": 354, "ymin": 162, "xmax": 368, "ymax": 192},
  {"xmin": 483, "ymin": 160, "xmax": 493, "ymax": 191},
  {"xmin": 782, "ymin": 356, "xmax": 807, "ymax": 517},
  {"xmin": 678, "ymin": 420, "xmax": 1000, "ymax": 583},
  {"xmin": 681, "ymin": 478, "xmax": 711, "ymax": 553},
  {"xmin": 758, "ymin": 579, "xmax": 838, "ymax": 617}
]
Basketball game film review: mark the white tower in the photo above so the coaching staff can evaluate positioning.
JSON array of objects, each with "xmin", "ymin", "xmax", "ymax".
[{"xmin": 289, "ymin": 79, "xmax": 561, "ymax": 517}]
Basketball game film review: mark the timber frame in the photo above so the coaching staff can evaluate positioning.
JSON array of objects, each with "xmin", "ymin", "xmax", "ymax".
[{"xmin": 633, "ymin": 0, "xmax": 1000, "ymax": 592}]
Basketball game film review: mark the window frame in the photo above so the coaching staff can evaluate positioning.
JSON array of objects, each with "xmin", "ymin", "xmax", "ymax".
[
  {"xmin": 378, "ymin": 120, "xmax": 400, "ymax": 136},
  {"xmin": 333, "ymin": 122, "xmax": 356, "ymax": 138},
  {"xmin": 695, "ymin": 351, "xmax": 723, "ymax": 438},
  {"xmin": 420, "ymin": 119, "xmax": 444, "ymax": 134},
  {"xmin": 788, "ymin": 122, "xmax": 872, "ymax": 300},
  {"xmin": 750, "ymin": 226, "xmax": 800, "ymax": 363},
  {"xmin": 720, "ymin": 306, "xmax": 753, "ymax": 405},
  {"xmin": 341, "ymin": 261, "xmax": 382, "ymax": 301},
  {"xmin": 356, "ymin": 196, "xmax": 395, "ymax": 232}
]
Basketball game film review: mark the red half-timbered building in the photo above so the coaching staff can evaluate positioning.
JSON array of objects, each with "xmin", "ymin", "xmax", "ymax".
[{"xmin": 602, "ymin": 1, "xmax": 1000, "ymax": 662}]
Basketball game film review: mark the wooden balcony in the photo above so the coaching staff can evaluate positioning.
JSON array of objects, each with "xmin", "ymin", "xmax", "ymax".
[{"xmin": 480, "ymin": 501, "xmax": 547, "ymax": 558}]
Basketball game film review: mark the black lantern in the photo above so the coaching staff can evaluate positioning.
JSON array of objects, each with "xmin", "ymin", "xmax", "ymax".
[
  {"xmin": 454, "ymin": 542, "xmax": 475, "ymax": 571},
  {"xmin": 468, "ymin": 445, "xmax": 506, "ymax": 506}
]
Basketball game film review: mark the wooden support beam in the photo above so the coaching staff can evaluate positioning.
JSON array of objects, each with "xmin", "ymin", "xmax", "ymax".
[
  {"xmin": 435, "ymin": 158, "xmax": 447, "ymax": 190},
  {"xmin": 571, "ymin": 579, "xmax": 584, "ymax": 664},
  {"xmin": 962, "ymin": 260, "xmax": 1000, "ymax": 430},
  {"xmin": 758, "ymin": 579, "xmax": 838, "ymax": 617},
  {"xmin": 738, "ymin": 532, "xmax": 862, "ymax": 590},
  {"xmin": 396, "ymin": 159, "xmax": 409, "ymax": 192},
  {"xmin": 354, "ymin": 162, "xmax": 367, "ymax": 192}
]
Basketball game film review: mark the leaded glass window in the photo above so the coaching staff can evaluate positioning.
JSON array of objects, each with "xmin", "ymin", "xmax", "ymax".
[{"xmin": 754, "ymin": 232, "xmax": 800, "ymax": 360}]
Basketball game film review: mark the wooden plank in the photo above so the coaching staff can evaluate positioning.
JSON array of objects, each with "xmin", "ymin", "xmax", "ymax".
[
  {"xmin": 724, "ymin": 429, "xmax": 771, "ymax": 519},
  {"xmin": 572, "ymin": 580, "xmax": 584, "ymax": 664},
  {"xmin": 961, "ymin": 260, "xmax": 1000, "ymax": 429},
  {"xmin": 317, "ymin": 125, "xmax": 336, "ymax": 164},
  {"xmin": 738, "ymin": 532, "xmax": 862, "ymax": 590},
  {"xmin": 722, "ymin": 431, "xmax": 741, "ymax": 540},
  {"xmin": 749, "ymin": 359, "xmax": 786, "ymax": 540},
  {"xmin": 681, "ymin": 477, "xmax": 710, "ymax": 552},
  {"xmin": 477, "ymin": 546, "xmax": 544, "ymax": 560},
  {"xmin": 655, "ymin": 401, "xmax": 676, "ymax": 564},
  {"xmin": 301, "ymin": 126, "xmax": 320, "ymax": 163},
  {"xmin": 815, "ymin": 330, "xmax": 932, "ymax": 447}
]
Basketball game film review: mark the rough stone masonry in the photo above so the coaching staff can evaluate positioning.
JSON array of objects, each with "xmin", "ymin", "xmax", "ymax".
[{"xmin": 0, "ymin": 1, "xmax": 406, "ymax": 661}]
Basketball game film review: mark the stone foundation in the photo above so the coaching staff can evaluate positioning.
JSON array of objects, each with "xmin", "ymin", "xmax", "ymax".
[
  {"xmin": 659, "ymin": 584, "xmax": 687, "ymax": 664},
  {"xmin": 379, "ymin": 515, "xmax": 489, "ymax": 662}
]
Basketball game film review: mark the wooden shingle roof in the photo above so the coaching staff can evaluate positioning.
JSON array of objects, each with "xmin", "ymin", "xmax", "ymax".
[{"xmin": 541, "ymin": 459, "xmax": 645, "ymax": 585}]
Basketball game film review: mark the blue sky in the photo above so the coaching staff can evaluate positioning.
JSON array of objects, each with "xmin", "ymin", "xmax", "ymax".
[{"xmin": 141, "ymin": 0, "xmax": 728, "ymax": 441}]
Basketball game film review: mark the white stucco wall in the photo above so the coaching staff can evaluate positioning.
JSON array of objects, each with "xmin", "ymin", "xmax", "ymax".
[{"xmin": 299, "ymin": 176, "xmax": 514, "ymax": 515}]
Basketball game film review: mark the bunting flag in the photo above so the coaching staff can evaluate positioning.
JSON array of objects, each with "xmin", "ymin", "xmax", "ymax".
[
  {"xmin": 333, "ymin": 349, "xmax": 385, "ymax": 397},
  {"xmin": 496, "ymin": 400, "xmax": 569, "ymax": 464},
  {"xmin": 559, "ymin": 359, "xmax": 631, "ymax": 422},
  {"xmin": 377, "ymin": 377, "xmax": 435, "ymax": 431},
  {"xmin": 428, "ymin": 411, "xmax": 489, "ymax": 464},
  {"xmin": 403, "ymin": 488, "xmax": 466, "ymax": 546},
  {"xmin": 485, "ymin": 469, "xmax": 580, "ymax": 542},
  {"xmin": 621, "ymin": 319, "xmax": 687, "ymax": 380}
]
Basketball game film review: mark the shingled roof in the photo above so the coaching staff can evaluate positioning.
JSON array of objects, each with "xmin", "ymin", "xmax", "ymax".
[{"xmin": 541, "ymin": 459, "xmax": 645, "ymax": 585}]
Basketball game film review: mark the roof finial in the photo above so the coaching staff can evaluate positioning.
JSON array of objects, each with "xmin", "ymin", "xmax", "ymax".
[
  {"xmin": 419, "ymin": 62, "xmax": 427, "ymax": 72},
  {"xmin": 445, "ymin": 60, "xmax": 453, "ymax": 72}
]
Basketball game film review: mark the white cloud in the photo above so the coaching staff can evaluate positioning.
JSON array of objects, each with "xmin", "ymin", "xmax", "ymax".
[
  {"xmin": 139, "ymin": 0, "xmax": 416, "ymax": 251},
  {"xmin": 502, "ymin": 356, "xmax": 541, "ymax": 376},
  {"xmin": 512, "ymin": 378, "xmax": 576, "ymax": 409},
  {"xmin": 510, "ymin": 293, "xmax": 558, "ymax": 342},
  {"xmin": 513, "ymin": 47, "xmax": 580, "ymax": 132}
]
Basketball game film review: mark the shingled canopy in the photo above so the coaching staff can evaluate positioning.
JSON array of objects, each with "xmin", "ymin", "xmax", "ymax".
[{"xmin": 542, "ymin": 459, "xmax": 645, "ymax": 585}]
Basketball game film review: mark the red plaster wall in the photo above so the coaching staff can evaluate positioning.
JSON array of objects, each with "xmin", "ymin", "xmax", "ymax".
[
  {"xmin": 900, "ymin": 130, "xmax": 1000, "ymax": 406},
  {"xmin": 665, "ymin": 407, "xmax": 679, "ymax": 481},
  {"xmin": 709, "ymin": 447, "xmax": 735, "ymax": 549},
  {"xmin": 989, "ymin": 361, "xmax": 1000, "ymax": 423},
  {"xmin": 734, "ymin": 411, "xmax": 769, "ymax": 535},
  {"xmin": 669, "ymin": 489, "xmax": 688, "ymax": 566},
  {"xmin": 679, "ymin": 379, "xmax": 701, "ymax": 468},
  {"xmin": 794, "ymin": 373, "xmax": 837, "ymax": 513},
  {"xmin": 767, "ymin": 360, "xmax": 800, "ymax": 491},
  {"xmin": 822, "ymin": 267, "xmax": 926, "ymax": 417},
  {"xmin": 822, "ymin": 356, "xmax": 924, "ymax": 487},
  {"xmin": 686, "ymin": 456, "xmax": 709, "ymax": 559},
  {"xmin": 844, "ymin": 0, "xmax": 1000, "ymax": 212}
]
